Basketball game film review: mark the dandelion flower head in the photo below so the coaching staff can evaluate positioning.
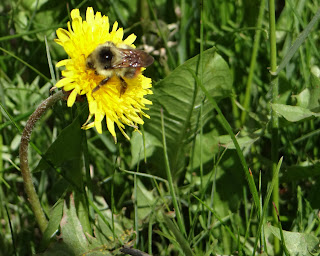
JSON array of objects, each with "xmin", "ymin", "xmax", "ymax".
[{"xmin": 55, "ymin": 7, "xmax": 153, "ymax": 141}]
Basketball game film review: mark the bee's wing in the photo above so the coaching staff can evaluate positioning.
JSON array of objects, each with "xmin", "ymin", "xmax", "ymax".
[{"xmin": 111, "ymin": 49, "xmax": 154, "ymax": 69}]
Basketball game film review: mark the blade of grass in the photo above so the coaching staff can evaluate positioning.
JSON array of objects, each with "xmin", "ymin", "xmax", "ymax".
[
  {"xmin": 272, "ymin": 202, "xmax": 290, "ymax": 256},
  {"xmin": 134, "ymin": 159, "xmax": 139, "ymax": 245},
  {"xmin": 241, "ymin": 0, "xmax": 266, "ymax": 124},
  {"xmin": 82, "ymin": 131, "xmax": 95, "ymax": 230},
  {"xmin": 273, "ymin": 7, "xmax": 320, "ymax": 76},
  {"xmin": 191, "ymin": 194, "xmax": 237, "ymax": 244},
  {"xmin": 118, "ymin": 168, "xmax": 168, "ymax": 183},
  {"xmin": 5, "ymin": 204, "xmax": 17, "ymax": 256},
  {"xmin": 252, "ymin": 157, "xmax": 283, "ymax": 256},
  {"xmin": 160, "ymin": 108, "xmax": 186, "ymax": 237},
  {"xmin": 238, "ymin": 197, "xmax": 255, "ymax": 256},
  {"xmin": 44, "ymin": 36, "xmax": 56, "ymax": 84},
  {"xmin": 188, "ymin": 147, "xmax": 228, "ymax": 242},
  {"xmin": 86, "ymin": 199, "xmax": 122, "ymax": 245},
  {"xmin": 0, "ymin": 25, "xmax": 64, "ymax": 42},
  {"xmin": 163, "ymin": 214, "xmax": 195, "ymax": 256},
  {"xmin": 199, "ymin": 0, "xmax": 205, "ymax": 230},
  {"xmin": 0, "ymin": 110, "xmax": 34, "ymax": 130},
  {"xmin": 187, "ymin": 67, "xmax": 260, "ymax": 216},
  {"xmin": 268, "ymin": 0, "xmax": 280, "ymax": 253}
]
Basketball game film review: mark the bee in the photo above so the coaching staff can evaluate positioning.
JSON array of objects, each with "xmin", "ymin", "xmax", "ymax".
[{"xmin": 86, "ymin": 42, "xmax": 154, "ymax": 95}]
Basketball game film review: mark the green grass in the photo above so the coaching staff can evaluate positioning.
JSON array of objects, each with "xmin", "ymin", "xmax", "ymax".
[{"xmin": 1, "ymin": 0, "xmax": 320, "ymax": 255}]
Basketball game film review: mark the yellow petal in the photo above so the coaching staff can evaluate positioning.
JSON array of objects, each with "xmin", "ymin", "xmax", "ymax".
[
  {"xmin": 54, "ymin": 39, "xmax": 63, "ymax": 46},
  {"xmin": 114, "ymin": 27, "xmax": 123, "ymax": 40},
  {"xmin": 142, "ymin": 113, "xmax": 150, "ymax": 119},
  {"xmin": 101, "ymin": 15, "xmax": 109, "ymax": 27},
  {"xmin": 86, "ymin": 7, "xmax": 94, "ymax": 23},
  {"xmin": 95, "ymin": 11, "xmax": 102, "ymax": 23},
  {"xmin": 83, "ymin": 113, "xmax": 94, "ymax": 126},
  {"xmin": 55, "ymin": 77, "xmax": 74, "ymax": 88},
  {"xmin": 112, "ymin": 21, "xmax": 118, "ymax": 32},
  {"xmin": 95, "ymin": 118, "xmax": 103, "ymax": 134},
  {"xmin": 71, "ymin": 9, "xmax": 80, "ymax": 19},
  {"xmin": 123, "ymin": 34, "xmax": 136, "ymax": 46},
  {"xmin": 56, "ymin": 59, "xmax": 70, "ymax": 67},
  {"xmin": 88, "ymin": 98, "xmax": 97, "ymax": 114},
  {"xmin": 82, "ymin": 121, "xmax": 95, "ymax": 130},
  {"xmin": 61, "ymin": 69, "xmax": 76, "ymax": 77},
  {"xmin": 64, "ymin": 82, "xmax": 76, "ymax": 91},
  {"xmin": 117, "ymin": 125, "xmax": 130, "ymax": 141},
  {"xmin": 142, "ymin": 98, "xmax": 152, "ymax": 105},
  {"xmin": 67, "ymin": 21, "xmax": 72, "ymax": 34},
  {"xmin": 72, "ymin": 18, "xmax": 81, "ymax": 34},
  {"xmin": 67, "ymin": 89, "xmax": 78, "ymax": 107},
  {"xmin": 128, "ymin": 114, "xmax": 143, "ymax": 124},
  {"xmin": 106, "ymin": 117, "xmax": 116, "ymax": 138},
  {"xmin": 56, "ymin": 28, "xmax": 70, "ymax": 42}
]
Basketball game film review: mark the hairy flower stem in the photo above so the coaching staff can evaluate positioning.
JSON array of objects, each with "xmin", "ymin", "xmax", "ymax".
[{"xmin": 19, "ymin": 90, "xmax": 64, "ymax": 233}]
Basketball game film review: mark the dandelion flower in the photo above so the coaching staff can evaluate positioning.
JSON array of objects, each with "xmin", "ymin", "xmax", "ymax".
[{"xmin": 55, "ymin": 7, "xmax": 153, "ymax": 141}]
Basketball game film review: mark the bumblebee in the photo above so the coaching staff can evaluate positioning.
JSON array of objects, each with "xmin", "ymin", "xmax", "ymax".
[{"xmin": 86, "ymin": 42, "xmax": 154, "ymax": 94}]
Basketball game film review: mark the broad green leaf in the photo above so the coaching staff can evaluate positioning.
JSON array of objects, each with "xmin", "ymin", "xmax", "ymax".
[
  {"xmin": 218, "ymin": 132, "xmax": 260, "ymax": 150},
  {"xmin": 59, "ymin": 195, "xmax": 94, "ymax": 254},
  {"xmin": 191, "ymin": 128, "xmax": 260, "ymax": 170},
  {"xmin": 281, "ymin": 162, "xmax": 320, "ymax": 182},
  {"xmin": 35, "ymin": 116, "xmax": 83, "ymax": 172},
  {"xmin": 295, "ymin": 72, "xmax": 320, "ymax": 110},
  {"xmin": 272, "ymin": 103, "xmax": 320, "ymax": 122},
  {"xmin": 136, "ymin": 179, "xmax": 157, "ymax": 220},
  {"xmin": 191, "ymin": 130, "xmax": 220, "ymax": 170},
  {"xmin": 295, "ymin": 88, "xmax": 313, "ymax": 109},
  {"xmin": 265, "ymin": 225, "xmax": 319, "ymax": 256},
  {"xmin": 145, "ymin": 48, "xmax": 232, "ymax": 176},
  {"xmin": 40, "ymin": 195, "xmax": 112, "ymax": 256},
  {"xmin": 130, "ymin": 131, "xmax": 162, "ymax": 168},
  {"xmin": 40, "ymin": 199, "xmax": 64, "ymax": 250}
]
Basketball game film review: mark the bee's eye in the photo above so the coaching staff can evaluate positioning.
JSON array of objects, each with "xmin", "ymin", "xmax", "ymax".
[{"xmin": 99, "ymin": 47, "xmax": 113, "ymax": 68}]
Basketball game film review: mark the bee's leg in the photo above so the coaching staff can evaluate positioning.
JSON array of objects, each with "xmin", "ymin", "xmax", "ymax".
[
  {"xmin": 119, "ymin": 76, "xmax": 128, "ymax": 96},
  {"xmin": 92, "ymin": 77, "xmax": 110, "ymax": 93},
  {"xmin": 123, "ymin": 68, "xmax": 137, "ymax": 78}
]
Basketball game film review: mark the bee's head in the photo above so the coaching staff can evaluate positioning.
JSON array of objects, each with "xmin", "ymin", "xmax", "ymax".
[
  {"xmin": 96, "ymin": 46, "xmax": 114, "ymax": 68},
  {"xmin": 86, "ymin": 42, "xmax": 117, "ymax": 71}
]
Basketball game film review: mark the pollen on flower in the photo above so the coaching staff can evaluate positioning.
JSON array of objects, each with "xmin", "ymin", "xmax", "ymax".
[{"xmin": 55, "ymin": 7, "xmax": 153, "ymax": 142}]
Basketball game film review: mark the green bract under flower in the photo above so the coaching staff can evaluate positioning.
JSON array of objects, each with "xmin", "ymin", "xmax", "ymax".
[{"xmin": 55, "ymin": 7, "xmax": 153, "ymax": 141}]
